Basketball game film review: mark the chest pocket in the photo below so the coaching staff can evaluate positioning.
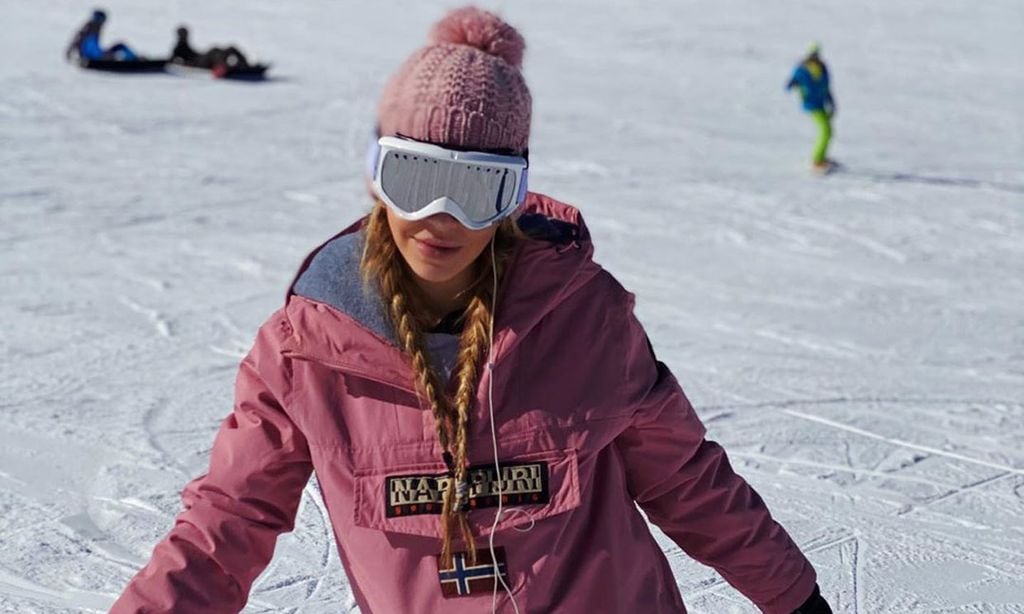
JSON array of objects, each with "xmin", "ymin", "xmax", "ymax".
[{"xmin": 352, "ymin": 430, "xmax": 580, "ymax": 538}]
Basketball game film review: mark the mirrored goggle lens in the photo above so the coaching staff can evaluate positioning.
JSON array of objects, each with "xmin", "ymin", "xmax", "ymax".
[{"xmin": 379, "ymin": 150, "xmax": 520, "ymax": 223}]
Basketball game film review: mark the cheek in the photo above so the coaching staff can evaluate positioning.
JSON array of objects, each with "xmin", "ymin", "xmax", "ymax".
[
  {"xmin": 385, "ymin": 213, "xmax": 419, "ymax": 256},
  {"xmin": 385, "ymin": 211, "xmax": 411, "ymax": 240},
  {"xmin": 465, "ymin": 231, "xmax": 495, "ymax": 257}
]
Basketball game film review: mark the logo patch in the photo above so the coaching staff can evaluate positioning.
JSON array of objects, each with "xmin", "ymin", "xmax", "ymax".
[
  {"xmin": 386, "ymin": 462, "xmax": 549, "ymax": 517},
  {"xmin": 438, "ymin": 547, "xmax": 509, "ymax": 598}
]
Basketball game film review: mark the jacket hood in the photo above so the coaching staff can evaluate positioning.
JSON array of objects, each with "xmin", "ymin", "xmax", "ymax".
[{"xmin": 280, "ymin": 193, "xmax": 603, "ymax": 381}]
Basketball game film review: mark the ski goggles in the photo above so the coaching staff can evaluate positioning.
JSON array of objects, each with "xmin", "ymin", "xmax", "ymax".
[{"xmin": 369, "ymin": 136, "xmax": 529, "ymax": 230}]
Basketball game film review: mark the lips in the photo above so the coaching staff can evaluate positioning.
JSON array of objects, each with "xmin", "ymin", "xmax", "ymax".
[{"xmin": 413, "ymin": 236, "xmax": 461, "ymax": 259}]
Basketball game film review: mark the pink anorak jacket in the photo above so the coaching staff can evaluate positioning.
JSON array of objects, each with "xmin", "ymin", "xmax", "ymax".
[{"xmin": 113, "ymin": 194, "xmax": 817, "ymax": 613}]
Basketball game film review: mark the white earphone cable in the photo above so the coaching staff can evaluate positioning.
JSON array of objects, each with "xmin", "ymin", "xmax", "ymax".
[{"xmin": 487, "ymin": 235, "xmax": 522, "ymax": 614}]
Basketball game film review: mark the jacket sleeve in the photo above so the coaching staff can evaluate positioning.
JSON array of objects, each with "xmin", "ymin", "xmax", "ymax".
[
  {"xmin": 786, "ymin": 66, "xmax": 803, "ymax": 90},
  {"xmin": 111, "ymin": 312, "xmax": 313, "ymax": 613},
  {"xmin": 66, "ymin": 25, "xmax": 85, "ymax": 60},
  {"xmin": 613, "ymin": 309, "xmax": 817, "ymax": 614}
]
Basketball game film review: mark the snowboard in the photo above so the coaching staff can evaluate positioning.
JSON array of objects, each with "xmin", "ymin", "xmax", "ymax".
[{"xmin": 811, "ymin": 159, "xmax": 842, "ymax": 176}]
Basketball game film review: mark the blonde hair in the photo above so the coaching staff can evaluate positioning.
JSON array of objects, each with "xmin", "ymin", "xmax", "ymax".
[{"xmin": 360, "ymin": 201, "xmax": 519, "ymax": 566}]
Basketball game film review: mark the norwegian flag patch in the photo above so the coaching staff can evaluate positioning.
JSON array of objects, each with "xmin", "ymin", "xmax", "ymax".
[{"xmin": 437, "ymin": 547, "xmax": 509, "ymax": 598}]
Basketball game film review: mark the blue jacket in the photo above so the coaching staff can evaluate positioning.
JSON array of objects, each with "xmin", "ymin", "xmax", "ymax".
[
  {"xmin": 787, "ymin": 59, "xmax": 833, "ymax": 112},
  {"xmin": 79, "ymin": 32, "xmax": 104, "ymax": 59},
  {"xmin": 66, "ymin": 21, "xmax": 105, "ymax": 60}
]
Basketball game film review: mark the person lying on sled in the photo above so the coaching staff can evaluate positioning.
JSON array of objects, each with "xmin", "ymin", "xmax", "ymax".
[{"xmin": 170, "ymin": 26, "xmax": 251, "ymax": 74}]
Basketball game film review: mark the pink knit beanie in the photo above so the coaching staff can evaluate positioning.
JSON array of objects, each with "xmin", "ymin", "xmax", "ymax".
[{"xmin": 376, "ymin": 6, "xmax": 531, "ymax": 154}]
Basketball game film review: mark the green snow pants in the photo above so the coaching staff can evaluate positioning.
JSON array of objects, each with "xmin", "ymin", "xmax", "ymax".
[{"xmin": 810, "ymin": 109, "xmax": 832, "ymax": 164}]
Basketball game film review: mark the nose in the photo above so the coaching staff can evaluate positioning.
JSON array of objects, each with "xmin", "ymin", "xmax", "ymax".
[{"xmin": 425, "ymin": 213, "xmax": 461, "ymax": 229}]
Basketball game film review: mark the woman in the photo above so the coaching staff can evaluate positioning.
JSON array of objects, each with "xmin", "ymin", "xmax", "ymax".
[{"xmin": 113, "ymin": 7, "xmax": 832, "ymax": 613}]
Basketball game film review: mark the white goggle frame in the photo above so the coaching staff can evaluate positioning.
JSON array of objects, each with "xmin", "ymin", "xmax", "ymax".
[{"xmin": 369, "ymin": 136, "xmax": 529, "ymax": 230}]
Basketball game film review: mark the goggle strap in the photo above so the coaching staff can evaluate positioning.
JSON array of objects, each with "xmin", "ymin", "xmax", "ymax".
[
  {"xmin": 365, "ymin": 134, "xmax": 381, "ymax": 180},
  {"xmin": 517, "ymin": 167, "xmax": 529, "ymax": 205}
]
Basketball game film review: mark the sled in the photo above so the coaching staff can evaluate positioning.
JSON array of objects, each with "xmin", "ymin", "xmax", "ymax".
[
  {"xmin": 78, "ymin": 58, "xmax": 168, "ymax": 73},
  {"xmin": 169, "ymin": 59, "xmax": 270, "ymax": 81},
  {"xmin": 216, "ymin": 63, "xmax": 270, "ymax": 81}
]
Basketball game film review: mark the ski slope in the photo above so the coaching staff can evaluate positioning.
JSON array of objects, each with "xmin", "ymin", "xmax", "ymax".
[{"xmin": 1, "ymin": 0, "xmax": 1022, "ymax": 612}]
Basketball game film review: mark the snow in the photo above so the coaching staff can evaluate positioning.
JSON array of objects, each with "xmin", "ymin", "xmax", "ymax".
[{"xmin": 1, "ymin": 0, "xmax": 1022, "ymax": 612}]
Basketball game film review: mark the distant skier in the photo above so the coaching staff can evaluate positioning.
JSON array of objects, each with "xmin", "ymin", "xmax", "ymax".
[
  {"xmin": 171, "ymin": 26, "xmax": 251, "ymax": 76},
  {"xmin": 65, "ymin": 9, "xmax": 138, "ymax": 62},
  {"xmin": 787, "ymin": 43, "xmax": 836, "ymax": 173}
]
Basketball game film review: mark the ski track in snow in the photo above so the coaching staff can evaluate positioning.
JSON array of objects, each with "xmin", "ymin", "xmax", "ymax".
[
  {"xmin": 3, "ymin": 0, "xmax": 1023, "ymax": 612},
  {"xmin": 782, "ymin": 409, "xmax": 1024, "ymax": 475}
]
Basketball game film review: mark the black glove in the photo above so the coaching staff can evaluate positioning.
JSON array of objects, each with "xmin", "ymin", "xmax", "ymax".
[{"xmin": 792, "ymin": 584, "xmax": 832, "ymax": 614}]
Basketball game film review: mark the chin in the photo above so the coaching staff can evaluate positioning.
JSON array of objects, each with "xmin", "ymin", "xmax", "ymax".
[{"xmin": 408, "ymin": 262, "xmax": 464, "ymax": 284}]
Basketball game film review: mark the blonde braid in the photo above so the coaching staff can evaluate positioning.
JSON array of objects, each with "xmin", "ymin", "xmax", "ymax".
[
  {"xmin": 448, "ymin": 221, "xmax": 517, "ymax": 565},
  {"xmin": 360, "ymin": 202, "xmax": 520, "ymax": 567},
  {"xmin": 362, "ymin": 206, "xmax": 454, "ymax": 454},
  {"xmin": 448, "ymin": 293, "xmax": 493, "ymax": 565}
]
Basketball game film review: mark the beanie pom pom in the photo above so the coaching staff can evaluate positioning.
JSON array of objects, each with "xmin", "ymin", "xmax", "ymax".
[{"xmin": 428, "ymin": 6, "xmax": 525, "ymax": 69}]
